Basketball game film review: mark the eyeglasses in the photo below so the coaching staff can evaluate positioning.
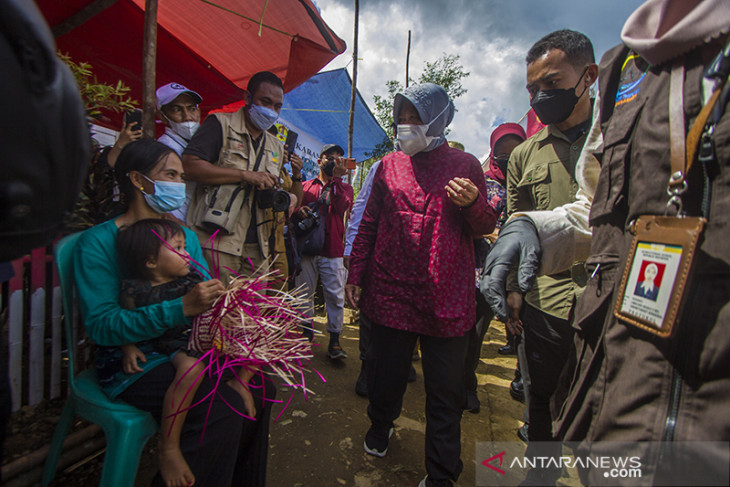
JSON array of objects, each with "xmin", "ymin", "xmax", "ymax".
[{"xmin": 166, "ymin": 104, "xmax": 199, "ymax": 116}]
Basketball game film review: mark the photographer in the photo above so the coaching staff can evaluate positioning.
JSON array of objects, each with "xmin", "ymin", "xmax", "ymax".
[
  {"xmin": 182, "ymin": 71, "xmax": 302, "ymax": 284},
  {"xmin": 294, "ymin": 144, "xmax": 353, "ymax": 358}
]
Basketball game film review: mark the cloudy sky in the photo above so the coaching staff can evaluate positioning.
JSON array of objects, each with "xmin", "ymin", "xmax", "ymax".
[{"xmin": 312, "ymin": 0, "xmax": 640, "ymax": 160}]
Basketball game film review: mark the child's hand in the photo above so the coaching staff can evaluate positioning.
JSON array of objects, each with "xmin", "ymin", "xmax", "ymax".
[
  {"xmin": 506, "ymin": 291, "xmax": 524, "ymax": 335},
  {"xmin": 121, "ymin": 344, "xmax": 146, "ymax": 374},
  {"xmin": 182, "ymin": 279, "xmax": 225, "ymax": 316}
]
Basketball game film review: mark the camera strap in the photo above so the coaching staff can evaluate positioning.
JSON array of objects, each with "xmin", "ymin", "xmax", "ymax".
[{"xmin": 241, "ymin": 136, "xmax": 268, "ymax": 206}]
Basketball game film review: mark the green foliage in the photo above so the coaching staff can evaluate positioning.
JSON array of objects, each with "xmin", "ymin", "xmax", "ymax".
[
  {"xmin": 58, "ymin": 52, "xmax": 138, "ymax": 117},
  {"xmin": 372, "ymin": 53, "xmax": 470, "ymax": 133},
  {"xmin": 420, "ymin": 53, "xmax": 469, "ymax": 100}
]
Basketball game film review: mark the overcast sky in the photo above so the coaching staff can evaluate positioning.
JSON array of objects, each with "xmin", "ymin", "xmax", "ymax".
[{"xmin": 313, "ymin": 0, "xmax": 641, "ymax": 160}]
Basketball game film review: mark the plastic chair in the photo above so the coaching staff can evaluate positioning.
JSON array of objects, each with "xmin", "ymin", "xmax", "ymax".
[{"xmin": 41, "ymin": 232, "xmax": 158, "ymax": 487}]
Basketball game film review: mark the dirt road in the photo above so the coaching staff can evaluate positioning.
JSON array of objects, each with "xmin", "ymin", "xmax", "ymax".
[{"xmin": 265, "ymin": 311, "xmax": 527, "ymax": 487}]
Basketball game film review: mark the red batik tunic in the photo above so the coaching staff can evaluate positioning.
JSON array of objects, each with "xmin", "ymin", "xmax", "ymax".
[{"xmin": 347, "ymin": 143, "xmax": 497, "ymax": 337}]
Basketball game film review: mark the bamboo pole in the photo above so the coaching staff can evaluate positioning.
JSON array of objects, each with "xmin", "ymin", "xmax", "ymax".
[
  {"xmin": 142, "ymin": 0, "xmax": 158, "ymax": 138},
  {"xmin": 1, "ymin": 425, "xmax": 102, "ymax": 482},
  {"xmin": 405, "ymin": 30, "xmax": 411, "ymax": 87},
  {"xmin": 347, "ymin": 0, "xmax": 359, "ymax": 186}
]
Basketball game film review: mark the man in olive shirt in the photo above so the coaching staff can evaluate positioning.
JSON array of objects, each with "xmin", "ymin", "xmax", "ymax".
[{"xmin": 505, "ymin": 29, "xmax": 597, "ymax": 486}]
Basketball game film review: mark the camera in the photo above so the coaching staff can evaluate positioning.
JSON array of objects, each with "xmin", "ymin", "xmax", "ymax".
[
  {"xmin": 256, "ymin": 188, "xmax": 291, "ymax": 212},
  {"xmin": 297, "ymin": 210, "xmax": 319, "ymax": 232}
]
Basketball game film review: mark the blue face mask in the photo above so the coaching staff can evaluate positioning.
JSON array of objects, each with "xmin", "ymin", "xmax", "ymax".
[
  {"xmin": 140, "ymin": 174, "xmax": 186, "ymax": 213},
  {"xmin": 247, "ymin": 103, "xmax": 279, "ymax": 131}
]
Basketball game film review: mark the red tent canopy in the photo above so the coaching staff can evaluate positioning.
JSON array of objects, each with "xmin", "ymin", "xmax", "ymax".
[{"xmin": 38, "ymin": 0, "xmax": 346, "ymax": 116}]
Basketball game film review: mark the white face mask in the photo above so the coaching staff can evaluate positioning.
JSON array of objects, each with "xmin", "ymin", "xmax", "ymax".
[
  {"xmin": 396, "ymin": 124, "xmax": 437, "ymax": 156},
  {"xmin": 169, "ymin": 120, "xmax": 200, "ymax": 141},
  {"xmin": 395, "ymin": 102, "xmax": 449, "ymax": 156}
]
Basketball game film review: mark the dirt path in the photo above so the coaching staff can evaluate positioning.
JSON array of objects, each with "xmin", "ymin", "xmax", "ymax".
[{"xmin": 265, "ymin": 311, "xmax": 527, "ymax": 487}]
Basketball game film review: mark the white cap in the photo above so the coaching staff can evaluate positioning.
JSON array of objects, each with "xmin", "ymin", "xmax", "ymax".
[{"xmin": 155, "ymin": 82, "xmax": 202, "ymax": 111}]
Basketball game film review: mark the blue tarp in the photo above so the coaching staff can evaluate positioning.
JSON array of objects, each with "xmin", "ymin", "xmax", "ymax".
[{"xmin": 279, "ymin": 68, "xmax": 387, "ymax": 162}]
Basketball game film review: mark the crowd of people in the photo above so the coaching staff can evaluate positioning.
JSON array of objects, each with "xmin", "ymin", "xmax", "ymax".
[{"xmin": 3, "ymin": 0, "xmax": 727, "ymax": 486}]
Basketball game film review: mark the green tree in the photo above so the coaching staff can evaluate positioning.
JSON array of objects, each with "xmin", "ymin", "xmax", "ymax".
[
  {"xmin": 369, "ymin": 53, "xmax": 470, "ymax": 160},
  {"xmin": 58, "ymin": 52, "xmax": 138, "ymax": 117}
]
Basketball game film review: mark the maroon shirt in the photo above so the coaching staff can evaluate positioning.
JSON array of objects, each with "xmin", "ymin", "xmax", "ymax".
[
  {"xmin": 299, "ymin": 176, "xmax": 353, "ymax": 258},
  {"xmin": 347, "ymin": 144, "xmax": 497, "ymax": 337}
]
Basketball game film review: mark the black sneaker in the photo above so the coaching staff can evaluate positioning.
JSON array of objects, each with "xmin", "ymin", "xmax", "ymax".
[
  {"xmin": 418, "ymin": 476, "xmax": 454, "ymax": 487},
  {"xmin": 517, "ymin": 423, "xmax": 529, "ymax": 443},
  {"xmin": 510, "ymin": 375, "xmax": 525, "ymax": 402},
  {"xmin": 364, "ymin": 425, "xmax": 394, "ymax": 457},
  {"xmin": 498, "ymin": 343, "xmax": 516, "ymax": 355},
  {"xmin": 328, "ymin": 342, "xmax": 347, "ymax": 359}
]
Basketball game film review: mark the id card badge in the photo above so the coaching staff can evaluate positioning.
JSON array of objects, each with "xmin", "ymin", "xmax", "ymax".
[{"xmin": 614, "ymin": 215, "xmax": 706, "ymax": 338}]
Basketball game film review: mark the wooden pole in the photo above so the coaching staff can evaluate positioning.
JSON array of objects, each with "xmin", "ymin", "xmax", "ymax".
[
  {"xmin": 405, "ymin": 30, "xmax": 411, "ymax": 87},
  {"xmin": 142, "ymin": 0, "xmax": 158, "ymax": 138},
  {"xmin": 347, "ymin": 0, "xmax": 359, "ymax": 185}
]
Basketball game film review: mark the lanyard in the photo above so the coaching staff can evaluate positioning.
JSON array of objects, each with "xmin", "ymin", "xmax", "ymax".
[{"xmin": 667, "ymin": 59, "xmax": 726, "ymax": 215}]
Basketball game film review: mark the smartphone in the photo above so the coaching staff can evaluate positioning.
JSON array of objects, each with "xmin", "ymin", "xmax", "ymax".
[
  {"xmin": 284, "ymin": 130, "xmax": 298, "ymax": 160},
  {"xmin": 345, "ymin": 158, "xmax": 357, "ymax": 170},
  {"xmin": 124, "ymin": 108, "xmax": 142, "ymax": 131}
]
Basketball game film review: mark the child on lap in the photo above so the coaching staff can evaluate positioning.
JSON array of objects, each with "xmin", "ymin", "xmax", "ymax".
[{"xmin": 116, "ymin": 219, "xmax": 256, "ymax": 487}]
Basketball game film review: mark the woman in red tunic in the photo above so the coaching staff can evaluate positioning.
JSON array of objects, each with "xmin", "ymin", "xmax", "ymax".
[{"xmin": 345, "ymin": 83, "xmax": 497, "ymax": 487}]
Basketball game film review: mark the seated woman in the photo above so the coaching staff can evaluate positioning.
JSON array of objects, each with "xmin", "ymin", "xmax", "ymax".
[{"xmin": 74, "ymin": 139, "xmax": 274, "ymax": 487}]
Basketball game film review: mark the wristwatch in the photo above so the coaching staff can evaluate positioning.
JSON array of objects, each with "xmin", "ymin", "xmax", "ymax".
[{"xmin": 292, "ymin": 174, "xmax": 303, "ymax": 182}]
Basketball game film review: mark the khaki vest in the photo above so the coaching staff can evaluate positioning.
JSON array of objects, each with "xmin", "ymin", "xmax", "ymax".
[{"xmin": 187, "ymin": 109, "xmax": 285, "ymax": 258}]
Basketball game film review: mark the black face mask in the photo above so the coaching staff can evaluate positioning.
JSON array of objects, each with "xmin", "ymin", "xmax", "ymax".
[
  {"xmin": 322, "ymin": 161, "xmax": 335, "ymax": 177},
  {"xmin": 530, "ymin": 67, "xmax": 589, "ymax": 125},
  {"xmin": 493, "ymin": 155, "xmax": 509, "ymax": 175}
]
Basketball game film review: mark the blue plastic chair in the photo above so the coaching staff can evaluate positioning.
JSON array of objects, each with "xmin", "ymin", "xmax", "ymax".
[{"xmin": 41, "ymin": 232, "xmax": 158, "ymax": 487}]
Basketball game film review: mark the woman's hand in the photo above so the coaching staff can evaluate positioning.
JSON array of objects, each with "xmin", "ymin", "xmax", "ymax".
[
  {"xmin": 445, "ymin": 177, "xmax": 479, "ymax": 207},
  {"xmin": 182, "ymin": 279, "xmax": 225, "ymax": 317},
  {"xmin": 345, "ymin": 284, "xmax": 361, "ymax": 309},
  {"xmin": 118, "ymin": 120, "xmax": 143, "ymax": 147},
  {"xmin": 121, "ymin": 344, "xmax": 146, "ymax": 374},
  {"xmin": 107, "ymin": 121, "xmax": 143, "ymax": 168}
]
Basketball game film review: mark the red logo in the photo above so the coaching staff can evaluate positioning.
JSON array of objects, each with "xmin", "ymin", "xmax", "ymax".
[{"xmin": 482, "ymin": 451, "xmax": 507, "ymax": 475}]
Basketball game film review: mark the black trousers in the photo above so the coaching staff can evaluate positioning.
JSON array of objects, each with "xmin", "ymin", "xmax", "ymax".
[
  {"xmin": 522, "ymin": 302, "xmax": 572, "ymax": 447},
  {"xmin": 363, "ymin": 314, "xmax": 468, "ymax": 482},
  {"xmin": 464, "ymin": 288, "xmax": 492, "ymax": 393},
  {"xmin": 120, "ymin": 361, "xmax": 275, "ymax": 487}
]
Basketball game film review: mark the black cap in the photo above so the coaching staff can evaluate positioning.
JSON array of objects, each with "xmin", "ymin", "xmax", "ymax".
[{"xmin": 319, "ymin": 143, "xmax": 345, "ymax": 158}]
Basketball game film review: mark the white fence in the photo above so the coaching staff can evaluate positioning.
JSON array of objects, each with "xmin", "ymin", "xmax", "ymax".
[{"xmin": 2, "ymin": 248, "xmax": 67, "ymax": 412}]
